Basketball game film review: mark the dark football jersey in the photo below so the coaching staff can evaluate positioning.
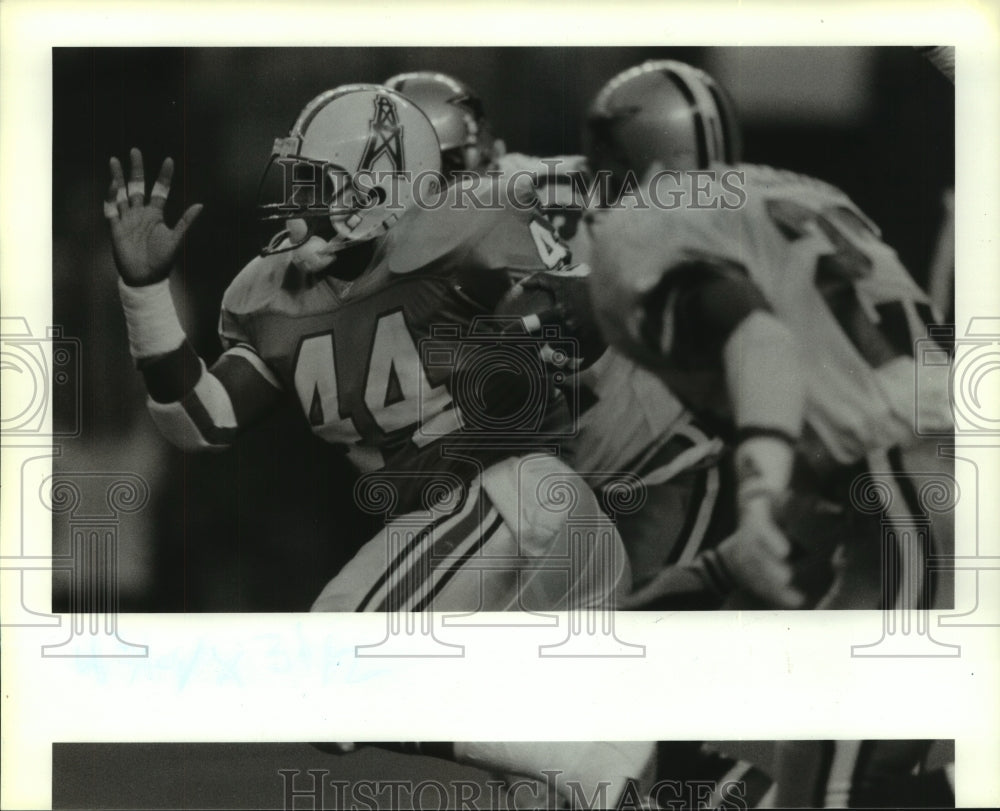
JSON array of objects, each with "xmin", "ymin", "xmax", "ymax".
[{"xmin": 218, "ymin": 183, "xmax": 573, "ymax": 503}]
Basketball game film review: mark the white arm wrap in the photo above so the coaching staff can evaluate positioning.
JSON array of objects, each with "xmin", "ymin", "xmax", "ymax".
[
  {"xmin": 117, "ymin": 278, "xmax": 187, "ymax": 360},
  {"xmin": 733, "ymin": 436, "xmax": 796, "ymax": 505}
]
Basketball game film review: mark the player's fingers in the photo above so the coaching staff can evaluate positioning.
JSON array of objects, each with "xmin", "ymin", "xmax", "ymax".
[
  {"xmin": 127, "ymin": 147, "xmax": 145, "ymax": 206},
  {"xmin": 104, "ymin": 175, "xmax": 122, "ymax": 221},
  {"xmin": 171, "ymin": 203, "xmax": 204, "ymax": 241},
  {"xmin": 149, "ymin": 157, "xmax": 174, "ymax": 210},
  {"xmin": 109, "ymin": 156, "xmax": 129, "ymax": 215},
  {"xmin": 109, "ymin": 154, "xmax": 126, "ymax": 187}
]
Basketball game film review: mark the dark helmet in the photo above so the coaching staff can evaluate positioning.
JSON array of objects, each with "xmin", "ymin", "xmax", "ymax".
[
  {"xmin": 585, "ymin": 59, "xmax": 741, "ymax": 192},
  {"xmin": 385, "ymin": 71, "xmax": 500, "ymax": 177}
]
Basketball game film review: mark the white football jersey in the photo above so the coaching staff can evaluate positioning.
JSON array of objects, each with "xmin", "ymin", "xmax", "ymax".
[
  {"xmin": 589, "ymin": 164, "xmax": 952, "ymax": 464},
  {"xmin": 556, "ymin": 216, "xmax": 724, "ymax": 586},
  {"xmin": 560, "ymin": 198, "xmax": 712, "ymax": 485}
]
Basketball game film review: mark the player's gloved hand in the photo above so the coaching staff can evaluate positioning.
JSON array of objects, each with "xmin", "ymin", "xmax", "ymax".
[
  {"xmin": 495, "ymin": 268, "xmax": 607, "ymax": 370},
  {"xmin": 716, "ymin": 493, "xmax": 807, "ymax": 609},
  {"xmin": 105, "ymin": 147, "xmax": 203, "ymax": 287}
]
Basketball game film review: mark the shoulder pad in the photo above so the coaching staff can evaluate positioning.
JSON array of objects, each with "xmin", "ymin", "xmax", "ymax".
[
  {"xmin": 386, "ymin": 176, "xmax": 535, "ymax": 275},
  {"xmin": 740, "ymin": 163, "xmax": 881, "ymax": 238},
  {"xmin": 221, "ymin": 251, "xmax": 290, "ymax": 316}
]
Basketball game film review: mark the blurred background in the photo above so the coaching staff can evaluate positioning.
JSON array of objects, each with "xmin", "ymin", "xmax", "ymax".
[{"xmin": 51, "ymin": 47, "xmax": 954, "ymax": 611}]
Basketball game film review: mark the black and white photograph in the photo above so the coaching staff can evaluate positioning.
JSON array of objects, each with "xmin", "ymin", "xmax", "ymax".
[
  {"xmin": 1, "ymin": 3, "xmax": 998, "ymax": 810},
  {"xmin": 49, "ymin": 45, "xmax": 955, "ymax": 616}
]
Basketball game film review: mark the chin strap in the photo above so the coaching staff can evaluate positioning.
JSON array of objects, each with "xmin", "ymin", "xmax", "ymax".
[
  {"xmin": 291, "ymin": 234, "xmax": 339, "ymax": 273},
  {"xmin": 331, "ymin": 211, "xmax": 392, "ymax": 245}
]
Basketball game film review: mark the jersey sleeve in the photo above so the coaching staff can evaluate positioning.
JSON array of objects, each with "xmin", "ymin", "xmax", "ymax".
[
  {"xmin": 623, "ymin": 196, "xmax": 767, "ymax": 364},
  {"xmin": 142, "ymin": 343, "xmax": 282, "ymax": 451},
  {"xmin": 445, "ymin": 194, "xmax": 578, "ymax": 319},
  {"xmin": 218, "ymin": 306, "xmax": 253, "ymax": 350},
  {"xmin": 217, "ymin": 253, "xmax": 284, "ymax": 348},
  {"xmin": 470, "ymin": 202, "xmax": 572, "ymax": 279},
  {"xmin": 655, "ymin": 255, "xmax": 771, "ymax": 369},
  {"xmin": 137, "ymin": 259, "xmax": 285, "ymax": 452}
]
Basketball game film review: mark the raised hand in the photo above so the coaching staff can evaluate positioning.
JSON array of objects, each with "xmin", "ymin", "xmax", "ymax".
[{"xmin": 104, "ymin": 148, "xmax": 203, "ymax": 287}]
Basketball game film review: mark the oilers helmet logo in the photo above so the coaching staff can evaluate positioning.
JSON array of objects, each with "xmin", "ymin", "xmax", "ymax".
[{"xmin": 358, "ymin": 95, "xmax": 405, "ymax": 174}]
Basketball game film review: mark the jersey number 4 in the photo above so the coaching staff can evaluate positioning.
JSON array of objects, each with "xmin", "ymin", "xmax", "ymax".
[{"xmin": 529, "ymin": 218, "xmax": 570, "ymax": 269}]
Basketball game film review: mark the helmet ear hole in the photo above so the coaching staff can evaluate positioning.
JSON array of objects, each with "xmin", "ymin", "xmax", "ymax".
[{"xmin": 357, "ymin": 185, "xmax": 388, "ymax": 209}]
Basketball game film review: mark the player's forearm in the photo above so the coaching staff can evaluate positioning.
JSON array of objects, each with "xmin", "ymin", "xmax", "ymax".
[
  {"xmin": 118, "ymin": 278, "xmax": 270, "ymax": 451},
  {"xmin": 722, "ymin": 311, "xmax": 803, "ymax": 502}
]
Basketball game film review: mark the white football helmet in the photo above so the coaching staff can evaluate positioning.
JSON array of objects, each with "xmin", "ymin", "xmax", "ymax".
[{"xmin": 257, "ymin": 84, "xmax": 442, "ymax": 261}]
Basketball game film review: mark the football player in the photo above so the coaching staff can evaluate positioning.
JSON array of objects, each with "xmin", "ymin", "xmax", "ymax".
[
  {"xmin": 508, "ymin": 165, "xmax": 734, "ymax": 611},
  {"xmin": 582, "ymin": 58, "xmax": 955, "ymax": 808},
  {"xmin": 378, "ymin": 70, "xmax": 773, "ymax": 807},
  {"xmin": 105, "ymin": 84, "xmax": 629, "ymax": 614},
  {"xmin": 388, "ymin": 71, "xmax": 732, "ymax": 611},
  {"xmin": 584, "ymin": 58, "xmax": 953, "ymax": 612}
]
